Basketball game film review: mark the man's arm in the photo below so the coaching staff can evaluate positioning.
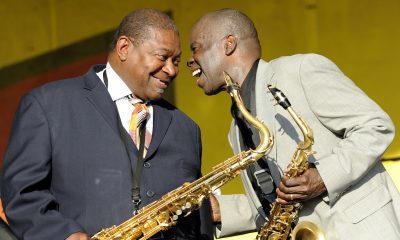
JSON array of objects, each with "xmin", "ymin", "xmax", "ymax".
[
  {"xmin": 277, "ymin": 54, "xmax": 394, "ymax": 205},
  {"xmin": 1, "ymin": 93, "xmax": 85, "ymax": 239}
]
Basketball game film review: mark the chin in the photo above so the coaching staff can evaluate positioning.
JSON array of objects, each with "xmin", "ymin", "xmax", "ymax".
[
  {"xmin": 149, "ymin": 95, "xmax": 163, "ymax": 101},
  {"xmin": 204, "ymin": 88, "xmax": 222, "ymax": 96}
]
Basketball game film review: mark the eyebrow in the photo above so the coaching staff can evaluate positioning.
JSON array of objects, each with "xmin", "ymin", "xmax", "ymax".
[
  {"xmin": 154, "ymin": 48, "xmax": 181, "ymax": 57},
  {"xmin": 156, "ymin": 48, "xmax": 173, "ymax": 53}
]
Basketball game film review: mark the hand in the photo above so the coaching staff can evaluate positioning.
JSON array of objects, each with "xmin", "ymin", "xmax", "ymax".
[
  {"xmin": 276, "ymin": 165, "xmax": 326, "ymax": 204},
  {"xmin": 65, "ymin": 232, "xmax": 90, "ymax": 240},
  {"xmin": 209, "ymin": 193, "xmax": 221, "ymax": 222}
]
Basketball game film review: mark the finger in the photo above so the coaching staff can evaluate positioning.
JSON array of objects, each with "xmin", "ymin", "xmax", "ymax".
[
  {"xmin": 276, "ymin": 188, "xmax": 293, "ymax": 202},
  {"xmin": 278, "ymin": 180, "xmax": 305, "ymax": 195},
  {"xmin": 276, "ymin": 191, "xmax": 298, "ymax": 204},
  {"xmin": 281, "ymin": 175, "xmax": 303, "ymax": 187},
  {"xmin": 277, "ymin": 187, "xmax": 309, "ymax": 203},
  {"xmin": 275, "ymin": 197, "xmax": 289, "ymax": 205},
  {"xmin": 282, "ymin": 178, "xmax": 297, "ymax": 187}
]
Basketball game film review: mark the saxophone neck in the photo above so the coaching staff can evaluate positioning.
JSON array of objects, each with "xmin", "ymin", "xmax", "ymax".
[
  {"xmin": 223, "ymin": 71, "xmax": 274, "ymax": 158},
  {"xmin": 287, "ymin": 107, "xmax": 314, "ymax": 149},
  {"xmin": 267, "ymin": 85, "xmax": 314, "ymax": 149}
]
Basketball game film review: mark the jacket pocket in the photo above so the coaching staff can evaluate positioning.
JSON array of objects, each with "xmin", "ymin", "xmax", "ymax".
[{"xmin": 344, "ymin": 185, "xmax": 392, "ymax": 223}]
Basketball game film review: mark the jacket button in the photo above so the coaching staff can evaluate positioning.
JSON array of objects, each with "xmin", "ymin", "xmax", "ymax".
[
  {"xmin": 143, "ymin": 162, "xmax": 151, "ymax": 168},
  {"xmin": 146, "ymin": 190, "xmax": 155, "ymax": 197}
]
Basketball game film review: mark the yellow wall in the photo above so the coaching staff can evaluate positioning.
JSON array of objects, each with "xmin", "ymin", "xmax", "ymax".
[{"xmin": 1, "ymin": 0, "xmax": 399, "ymax": 210}]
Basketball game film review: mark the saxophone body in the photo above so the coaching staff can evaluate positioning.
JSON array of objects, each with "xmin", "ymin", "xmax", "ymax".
[
  {"xmin": 256, "ymin": 86, "xmax": 325, "ymax": 240},
  {"xmin": 91, "ymin": 72, "xmax": 274, "ymax": 240}
]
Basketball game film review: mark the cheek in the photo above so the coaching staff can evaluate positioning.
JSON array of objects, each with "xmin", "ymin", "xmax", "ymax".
[
  {"xmin": 205, "ymin": 56, "xmax": 222, "ymax": 77},
  {"xmin": 206, "ymin": 45, "xmax": 223, "ymax": 67}
]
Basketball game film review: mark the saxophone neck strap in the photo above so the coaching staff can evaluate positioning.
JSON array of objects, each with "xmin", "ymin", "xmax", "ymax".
[
  {"xmin": 103, "ymin": 69, "xmax": 146, "ymax": 215},
  {"xmin": 131, "ymin": 122, "xmax": 147, "ymax": 214}
]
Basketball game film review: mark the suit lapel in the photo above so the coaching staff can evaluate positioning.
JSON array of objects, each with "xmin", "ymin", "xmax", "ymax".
[
  {"xmin": 84, "ymin": 65, "xmax": 121, "ymax": 137},
  {"xmin": 145, "ymin": 101, "xmax": 172, "ymax": 159},
  {"xmin": 254, "ymin": 60, "xmax": 283, "ymax": 184}
]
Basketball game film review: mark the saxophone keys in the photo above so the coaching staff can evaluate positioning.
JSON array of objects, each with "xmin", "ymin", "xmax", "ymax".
[
  {"xmin": 143, "ymin": 219, "xmax": 158, "ymax": 229},
  {"xmin": 175, "ymin": 209, "xmax": 183, "ymax": 215},
  {"xmin": 184, "ymin": 202, "xmax": 192, "ymax": 209}
]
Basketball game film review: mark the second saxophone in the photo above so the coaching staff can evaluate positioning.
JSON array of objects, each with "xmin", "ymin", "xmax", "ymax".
[{"xmin": 256, "ymin": 85, "xmax": 325, "ymax": 240}]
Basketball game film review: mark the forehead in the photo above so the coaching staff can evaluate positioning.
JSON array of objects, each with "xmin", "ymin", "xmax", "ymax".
[
  {"xmin": 191, "ymin": 16, "xmax": 224, "ymax": 45},
  {"xmin": 146, "ymin": 28, "xmax": 181, "ymax": 52},
  {"xmin": 190, "ymin": 21, "xmax": 211, "ymax": 43}
]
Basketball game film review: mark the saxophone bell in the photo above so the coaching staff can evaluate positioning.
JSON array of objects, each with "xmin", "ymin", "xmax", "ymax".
[{"xmin": 291, "ymin": 221, "xmax": 326, "ymax": 240}]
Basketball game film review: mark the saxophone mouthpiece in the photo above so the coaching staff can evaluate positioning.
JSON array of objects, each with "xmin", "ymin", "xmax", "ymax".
[
  {"xmin": 267, "ymin": 84, "xmax": 291, "ymax": 109},
  {"xmin": 223, "ymin": 71, "xmax": 240, "ymax": 93}
]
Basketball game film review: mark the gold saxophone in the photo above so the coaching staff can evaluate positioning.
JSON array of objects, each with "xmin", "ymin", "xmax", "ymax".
[
  {"xmin": 91, "ymin": 72, "xmax": 274, "ymax": 240},
  {"xmin": 256, "ymin": 85, "xmax": 325, "ymax": 240}
]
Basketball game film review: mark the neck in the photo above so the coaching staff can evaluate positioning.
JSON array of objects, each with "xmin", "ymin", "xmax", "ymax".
[
  {"xmin": 229, "ymin": 57, "xmax": 258, "ymax": 87},
  {"xmin": 107, "ymin": 54, "xmax": 120, "ymax": 76},
  {"xmin": 228, "ymin": 42, "xmax": 260, "ymax": 86},
  {"xmin": 108, "ymin": 54, "xmax": 134, "ymax": 93}
]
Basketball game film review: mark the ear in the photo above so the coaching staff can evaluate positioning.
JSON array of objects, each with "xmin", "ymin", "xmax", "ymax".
[
  {"xmin": 115, "ymin": 36, "xmax": 131, "ymax": 61},
  {"xmin": 224, "ymin": 35, "xmax": 237, "ymax": 56}
]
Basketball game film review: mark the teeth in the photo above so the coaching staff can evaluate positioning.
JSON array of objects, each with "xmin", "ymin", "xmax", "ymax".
[{"xmin": 192, "ymin": 69, "xmax": 202, "ymax": 77}]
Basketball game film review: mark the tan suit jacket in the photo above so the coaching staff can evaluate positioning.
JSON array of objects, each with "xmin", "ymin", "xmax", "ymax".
[{"xmin": 216, "ymin": 54, "xmax": 400, "ymax": 240}]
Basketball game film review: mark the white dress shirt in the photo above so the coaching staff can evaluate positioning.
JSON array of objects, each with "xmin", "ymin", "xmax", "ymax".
[{"xmin": 96, "ymin": 63, "xmax": 154, "ymax": 135}]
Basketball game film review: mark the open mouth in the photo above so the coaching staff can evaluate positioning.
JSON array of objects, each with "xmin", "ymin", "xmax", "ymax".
[{"xmin": 192, "ymin": 69, "xmax": 202, "ymax": 77}]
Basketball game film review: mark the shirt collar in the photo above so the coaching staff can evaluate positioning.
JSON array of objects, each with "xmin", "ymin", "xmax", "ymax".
[
  {"xmin": 104, "ymin": 63, "xmax": 135, "ymax": 102},
  {"xmin": 240, "ymin": 59, "xmax": 259, "ymax": 94},
  {"xmin": 239, "ymin": 59, "xmax": 259, "ymax": 106}
]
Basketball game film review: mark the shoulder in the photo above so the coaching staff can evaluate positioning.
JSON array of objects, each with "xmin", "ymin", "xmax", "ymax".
[
  {"xmin": 269, "ymin": 54, "xmax": 339, "ymax": 69},
  {"xmin": 28, "ymin": 66, "xmax": 101, "ymax": 101},
  {"xmin": 269, "ymin": 53, "xmax": 328, "ymax": 62},
  {"xmin": 268, "ymin": 53, "xmax": 332, "ymax": 65},
  {"xmin": 264, "ymin": 54, "xmax": 342, "ymax": 79},
  {"xmin": 37, "ymin": 76, "xmax": 85, "ymax": 93}
]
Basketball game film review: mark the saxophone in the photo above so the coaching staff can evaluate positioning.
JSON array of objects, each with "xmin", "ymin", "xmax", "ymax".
[
  {"xmin": 91, "ymin": 72, "xmax": 274, "ymax": 240},
  {"xmin": 256, "ymin": 85, "xmax": 325, "ymax": 240}
]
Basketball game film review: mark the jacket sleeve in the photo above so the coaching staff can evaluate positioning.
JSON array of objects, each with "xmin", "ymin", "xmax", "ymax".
[
  {"xmin": 299, "ymin": 54, "xmax": 395, "ymax": 206},
  {"xmin": 1, "ymin": 93, "xmax": 84, "ymax": 240},
  {"xmin": 214, "ymin": 122, "xmax": 260, "ymax": 238},
  {"xmin": 214, "ymin": 194, "xmax": 256, "ymax": 238}
]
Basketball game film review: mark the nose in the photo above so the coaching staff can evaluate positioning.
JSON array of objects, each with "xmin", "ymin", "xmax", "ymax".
[
  {"xmin": 162, "ymin": 60, "xmax": 178, "ymax": 77},
  {"xmin": 187, "ymin": 57, "xmax": 194, "ymax": 68}
]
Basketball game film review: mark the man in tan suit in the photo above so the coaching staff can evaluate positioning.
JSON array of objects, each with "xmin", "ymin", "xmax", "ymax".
[{"xmin": 187, "ymin": 8, "xmax": 400, "ymax": 240}]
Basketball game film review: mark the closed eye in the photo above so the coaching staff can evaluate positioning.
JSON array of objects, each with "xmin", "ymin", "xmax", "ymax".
[
  {"xmin": 173, "ymin": 57, "xmax": 181, "ymax": 66},
  {"xmin": 190, "ymin": 43, "xmax": 200, "ymax": 53},
  {"xmin": 157, "ymin": 54, "xmax": 168, "ymax": 61}
]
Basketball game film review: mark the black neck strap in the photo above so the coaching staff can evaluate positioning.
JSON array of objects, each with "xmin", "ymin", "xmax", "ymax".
[{"xmin": 103, "ymin": 69, "xmax": 146, "ymax": 215}]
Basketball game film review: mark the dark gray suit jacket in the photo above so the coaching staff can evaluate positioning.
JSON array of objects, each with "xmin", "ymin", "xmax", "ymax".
[{"xmin": 1, "ymin": 65, "xmax": 212, "ymax": 240}]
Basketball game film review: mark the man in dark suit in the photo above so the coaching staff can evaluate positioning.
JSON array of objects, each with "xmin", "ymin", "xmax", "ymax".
[{"xmin": 2, "ymin": 9, "xmax": 212, "ymax": 240}]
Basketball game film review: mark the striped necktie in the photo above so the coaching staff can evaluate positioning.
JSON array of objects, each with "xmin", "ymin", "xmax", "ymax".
[{"xmin": 129, "ymin": 102, "xmax": 151, "ymax": 152}]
